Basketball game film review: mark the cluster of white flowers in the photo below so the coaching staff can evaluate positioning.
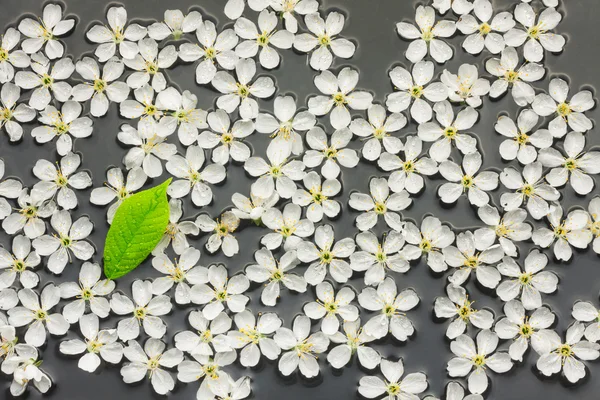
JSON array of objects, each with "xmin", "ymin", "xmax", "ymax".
[{"xmin": 0, "ymin": 0, "xmax": 599, "ymax": 399}]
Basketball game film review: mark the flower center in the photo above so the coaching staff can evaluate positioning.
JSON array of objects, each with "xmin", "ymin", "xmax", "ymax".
[
  {"xmin": 383, "ymin": 304, "xmax": 396, "ymax": 316},
  {"xmin": 521, "ymin": 184, "xmax": 534, "ymax": 197},
  {"xmin": 375, "ymin": 247, "xmax": 387, "ymax": 263},
  {"xmin": 270, "ymin": 269, "xmax": 283, "ymax": 281},
  {"xmin": 333, "ymin": 92, "xmax": 346, "ymax": 106},
  {"xmin": 200, "ymin": 330, "xmax": 212, "ymax": 342},
  {"xmin": 421, "ymin": 28, "xmax": 433, "ymax": 42},
  {"xmin": 410, "ymin": 85, "xmax": 423, "ymax": 98},
  {"xmin": 295, "ymin": 341, "xmax": 314, "ymax": 355},
  {"xmin": 279, "ymin": 225, "xmax": 296, "ymax": 238},
  {"xmin": 557, "ymin": 344, "xmax": 573, "ymax": 357},
  {"xmin": 269, "ymin": 165, "xmax": 282, "ymax": 177},
  {"xmin": 387, "ymin": 383, "xmax": 401, "ymax": 395},
  {"xmin": 35, "ymin": 309, "xmax": 48, "ymax": 321},
  {"xmin": 236, "ymin": 83, "xmax": 250, "ymax": 98},
  {"xmin": 60, "ymin": 236, "xmax": 72, "ymax": 247},
  {"xmin": 554, "ymin": 224, "xmax": 568, "ymax": 239},
  {"xmin": 472, "ymin": 354, "xmax": 486, "ymax": 367},
  {"xmin": 21, "ymin": 206, "xmax": 38, "ymax": 219},
  {"xmin": 204, "ymin": 47, "xmax": 216, "ymax": 59},
  {"xmin": 276, "ymin": 122, "xmax": 293, "ymax": 140},
  {"xmin": 443, "ymin": 126, "xmax": 457, "ymax": 139},
  {"xmin": 564, "ymin": 158, "xmax": 578, "ymax": 171},
  {"xmin": 419, "ymin": 238, "xmax": 432, "ymax": 252},
  {"xmin": 87, "ymin": 340, "xmax": 103, "ymax": 353},
  {"xmin": 93, "ymin": 79, "xmax": 107, "ymax": 93},
  {"xmin": 113, "ymin": 28, "xmax": 124, "ymax": 43},
  {"xmin": 203, "ymin": 363, "xmax": 219, "ymax": 379},
  {"xmin": 519, "ymin": 322, "xmax": 533, "ymax": 338},
  {"xmin": 319, "ymin": 250, "xmax": 333, "ymax": 264},
  {"xmin": 81, "ymin": 288, "xmax": 94, "ymax": 300},
  {"xmin": 145, "ymin": 61, "xmax": 158, "ymax": 75},
  {"xmin": 257, "ymin": 32, "xmax": 270, "ymax": 46},
  {"xmin": 457, "ymin": 300, "xmax": 474, "ymax": 320},
  {"xmin": 221, "ymin": 132, "xmax": 234, "ymax": 145},
  {"xmin": 147, "ymin": 357, "xmax": 160, "ymax": 370},
  {"xmin": 557, "ymin": 102, "xmax": 571, "ymax": 117},
  {"xmin": 324, "ymin": 301, "xmax": 338, "ymax": 314},
  {"xmin": 505, "ymin": 70, "xmax": 519, "ymax": 83},
  {"xmin": 0, "ymin": 47, "xmax": 8, "ymax": 61},
  {"xmin": 215, "ymin": 221, "xmax": 232, "ymax": 237},
  {"xmin": 216, "ymin": 290, "xmax": 228, "ymax": 302},
  {"xmin": 479, "ymin": 23, "xmax": 492, "ymax": 35},
  {"xmin": 171, "ymin": 267, "xmax": 186, "ymax": 282},
  {"xmin": 463, "ymin": 256, "xmax": 479, "ymax": 269},
  {"xmin": 374, "ymin": 202, "xmax": 387, "ymax": 215},
  {"xmin": 591, "ymin": 221, "xmax": 600, "ymax": 237},
  {"xmin": 324, "ymin": 147, "xmax": 337, "ymax": 159},
  {"xmin": 461, "ymin": 175, "xmax": 474, "ymax": 188},
  {"xmin": 516, "ymin": 132, "xmax": 529, "ymax": 145},
  {"xmin": 118, "ymin": 187, "xmax": 129, "ymax": 200},
  {"xmin": 527, "ymin": 25, "xmax": 541, "ymax": 39},
  {"xmin": 403, "ymin": 160, "xmax": 415, "ymax": 173},
  {"xmin": 495, "ymin": 224, "xmax": 512, "ymax": 237},
  {"xmin": 519, "ymin": 272, "xmax": 532, "ymax": 286},
  {"xmin": 373, "ymin": 128, "xmax": 387, "ymax": 140},
  {"xmin": 55, "ymin": 172, "xmax": 68, "ymax": 187},
  {"xmin": 318, "ymin": 35, "xmax": 331, "ymax": 46},
  {"xmin": 13, "ymin": 260, "xmax": 26, "ymax": 273},
  {"xmin": 1, "ymin": 107, "xmax": 12, "ymax": 121},
  {"xmin": 144, "ymin": 104, "xmax": 157, "ymax": 116},
  {"xmin": 41, "ymin": 74, "xmax": 53, "ymax": 88},
  {"xmin": 134, "ymin": 307, "xmax": 147, "ymax": 320},
  {"xmin": 54, "ymin": 121, "xmax": 70, "ymax": 135},
  {"xmin": 310, "ymin": 187, "xmax": 327, "ymax": 204}
]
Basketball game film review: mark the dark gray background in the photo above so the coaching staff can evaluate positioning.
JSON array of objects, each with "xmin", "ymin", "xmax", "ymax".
[{"xmin": 0, "ymin": 0, "xmax": 599, "ymax": 399}]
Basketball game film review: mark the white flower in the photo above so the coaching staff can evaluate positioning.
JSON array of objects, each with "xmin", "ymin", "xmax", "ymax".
[
  {"xmin": 447, "ymin": 330, "xmax": 512, "ymax": 395},
  {"xmin": 486, "ymin": 46, "xmax": 545, "ymax": 106},
  {"xmin": 224, "ymin": 0, "xmax": 270, "ymax": 20},
  {"xmin": 245, "ymin": 248, "xmax": 306, "ymax": 306},
  {"xmin": 0, "ymin": 235, "xmax": 40, "ymax": 289},
  {"xmin": 148, "ymin": 9, "xmax": 203, "ymax": 41},
  {"xmin": 303, "ymin": 127, "xmax": 358, "ymax": 178},
  {"xmin": 86, "ymin": 6, "xmax": 148, "ymax": 62},
  {"xmin": 358, "ymin": 358, "xmax": 427, "ymax": 399},
  {"xmin": 227, "ymin": 310, "xmax": 282, "ymax": 367},
  {"xmin": 386, "ymin": 61, "xmax": 448, "ymax": 123},
  {"xmin": 495, "ymin": 300, "xmax": 555, "ymax": 362},
  {"xmin": 166, "ymin": 145, "xmax": 226, "ymax": 206},
  {"xmin": 588, "ymin": 197, "xmax": 600, "ymax": 255},
  {"xmin": 174, "ymin": 311, "xmax": 232, "ymax": 357},
  {"xmin": 196, "ymin": 212, "xmax": 241, "ymax": 257},
  {"xmin": 441, "ymin": 64, "xmax": 490, "ymax": 108},
  {"xmin": 244, "ymin": 143, "xmax": 305, "ymax": 199},
  {"xmin": 230, "ymin": 191, "xmax": 279, "ymax": 221},
  {"xmin": 274, "ymin": 315, "xmax": 329, "ymax": 378},
  {"xmin": 308, "ymin": 67, "xmax": 373, "ymax": 129},
  {"xmin": 118, "ymin": 120, "xmax": 177, "ymax": 178},
  {"xmin": 121, "ymin": 339, "xmax": 183, "ymax": 395},
  {"xmin": 178, "ymin": 21, "xmax": 238, "ymax": 85},
  {"xmin": 401, "ymin": 216, "xmax": 455, "ymax": 272},
  {"xmin": 573, "ymin": 300, "xmax": 600, "ymax": 342},
  {"xmin": 0, "ymin": 28, "xmax": 30, "ymax": 83},
  {"xmin": 396, "ymin": 5, "xmax": 456, "ymax": 63},
  {"xmin": 297, "ymin": 224, "xmax": 355, "ymax": 285},
  {"xmin": 31, "ymin": 152, "xmax": 92, "ymax": 210},
  {"xmin": 499, "ymin": 162, "xmax": 559, "ymax": 220},
  {"xmin": 445, "ymin": 231, "xmax": 503, "ymax": 288},
  {"xmin": 438, "ymin": 152, "xmax": 499, "ymax": 207},
  {"xmin": 207, "ymin": 375, "xmax": 252, "ymax": 400},
  {"xmin": 177, "ymin": 351, "xmax": 236, "ymax": 398},
  {"xmin": 434, "ymin": 284, "xmax": 493, "ymax": 339},
  {"xmin": 110, "ymin": 280, "xmax": 172, "ymax": 340},
  {"xmin": 505, "ymin": 4, "xmax": 565, "ymax": 62},
  {"xmin": 32, "ymin": 210, "xmax": 94, "ymax": 274},
  {"xmin": 349, "ymin": 177, "xmax": 410, "ymax": 232},
  {"xmin": 535, "ymin": 323, "xmax": 600, "ymax": 383},
  {"xmin": 2, "ymin": 189, "xmax": 56, "ymax": 239},
  {"xmin": 198, "ymin": 109, "xmax": 253, "ymax": 164},
  {"xmin": 261, "ymin": 203, "xmax": 314, "ymax": 251},
  {"xmin": 328, "ymin": 318, "xmax": 381, "ymax": 370},
  {"xmin": 124, "ymin": 38, "xmax": 177, "ymax": 92},
  {"xmin": 440, "ymin": 382, "xmax": 483, "ymax": 400},
  {"xmin": 59, "ymin": 261, "xmax": 114, "ymax": 323},
  {"xmin": 72, "ymin": 57, "xmax": 130, "ymax": 117},
  {"xmin": 235, "ymin": 10, "xmax": 294, "ymax": 69},
  {"xmin": 189, "ymin": 264, "xmax": 249, "ymax": 319},
  {"xmin": 304, "ymin": 281, "xmax": 358, "ymax": 335},
  {"xmin": 31, "ymin": 101, "xmax": 92, "ymax": 155},
  {"xmin": 212, "ymin": 58, "xmax": 275, "ymax": 119},
  {"xmin": 271, "ymin": 0, "xmax": 319, "ymax": 33},
  {"xmin": 1, "ymin": 344, "xmax": 51, "ymax": 396},
  {"xmin": 496, "ymin": 250, "xmax": 558, "ymax": 309},
  {"xmin": 418, "ymin": 102, "xmax": 478, "ymax": 163},
  {"xmin": 0, "ymin": 316, "xmax": 18, "ymax": 358},
  {"xmin": 292, "ymin": 171, "xmax": 341, "ymax": 223},
  {"xmin": 293, "ymin": 11, "xmax": 355, "ymax": 71},
  {"xmin": 432, "ymin": 0, "xmax": 474, "ymax": 15},
  {"xmin": 18, "ymin": 4, "xmax": 75, "ymax": 59},
  {"xmin": 350, "ymin": 230, "xmax": 409, "ymax": 286},
  {"xmin": 378, "ymin": 135, "xmax": 438, "ymax": 194},
  {"xmin": 15, "ymin": 52, "xmax": 73, "ymax": 110},
  {"xmin": 59, "ymin": 313, "xmax": 123, "ymax": 372},
  {"xmin": 152, "ymin": 247, "xmax": 207, "ymax": 305},
  {"xmin": 457, "ymin": 0, "xmax": 515, "ymax": 54},
  {"xmin": 120, "ymin": 84, "xmax": 162, "ymax": 120},
  {"xmin": 358, "ymin": 277, "xmax": 419, "ymax": 341},
  {"xmin": 539, "ymin": 131, "xmax": 600, "ymax": 195},
  {"xmin": 0, "ymin": 83, "xmax": 36, "ymax": 142},
  {"xmin": 533, "ymin": 78, "xmax": 595, "ymax": 136},
  {"xmin": 495, "ymin": 109, "xmax": 552, "ymax": 164},
  {"xmin": 153, "ymin": 198, "xmax": 200, "ymax": 255},
  {"xmin": 257, "ymin": 95, "xmax": 316, "ymax": 156},
  {"xmin": 532, "ymin": 204, "xmax": 592, "ymax": 261},
  {"xmin": 89, "ymin": 167, "xmax": 147, "ymax": 224},
  {"xmin": 0, "ymin": 160, "xmax": 24, "ymax": 219},
  {"xmin": 350, "ymin": 105, "xmax": 406, "ymax": 161},
  {"xmin": 474, "ymin": 205, "xmax": 532, "ymax": 257},
  {"xmin": 8, "ymin": 284, "xmax": 69, "ymax": 347}
]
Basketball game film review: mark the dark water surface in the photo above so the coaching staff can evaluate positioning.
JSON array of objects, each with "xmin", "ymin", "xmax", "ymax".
[{"xmin": 0, "ymin": 0, "xmax": 599, "ymax": 399}]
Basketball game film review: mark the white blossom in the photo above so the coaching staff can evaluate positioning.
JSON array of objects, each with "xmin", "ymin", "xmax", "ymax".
[
  {"xmin": 401, "ymin": 216, "xmax": 455, "ymax": 272},
  {"xmin": 495, "ymin": 109, "xmax": 552, "ymax": 164},
  {"xmin": 148, "ymin": 9, "xmax": 203, "ymax": 41},
  {"xmin": 1, "ymin": 344, "xmax": 52, "ymax": 396},
  {"xmin": 0, "ymin": 83, "xmax": 36, "ymax": 142},
  {"xmin": 155, "ymin": 87, "xmax": 209, "ymax": 146},
  {"xmin": 152, "ymin": 247, "xmax": 207, "ymax": 304},
  {"xmin": 474, "ymin": 205, "xmax": 532, "ymax": 257},
  {"xmin": 153, "ymin": 198, "xmax": 200, "ymax": 255},
  {"xmin": 124, "ymin": 38, "xmax": 177, "ymax": 92},
  {"xmin": 456, "ymin": 0, "xmax": 514, "ymax": 55},
  {"xmin": 174, "ymin": 311, "xmax": 233, "ymax": 357},
  {"xmin": 195, "ymin": 212, "xmax": 241, "ymax": 257},
  {"xmin": 227, "ymin": 310, "xmax": 282, "ymax": 367},
  {"xmin": 2, "ymin": 189, "xmax": 56, "ymax": 238},
  {"xmin": 572, "ymin": 300, "xmax": 600, "ymax": 342},
  {"xmin": 304, "ymin": 281, "xmax": 358, "ymax": 335},
  {"xmin": 89, "ymin": 167, "xmax": 147, "ymax": 224},
  {"xmin": 434, "ymin": 284, "xmax": 494, "ymax": 339},
  {"xmin": 441, "ymin": 64, "xmax": 490, "ymax": 108},
  {"xmin": 350, "ymin": 105, "xmax": 406, "ymax": 161},
  {"xmin": 261, "ymin": 203, "xmax": 314, "ymax": 251},
  {"xmin": 292, "ymin": 171, "xmax": 341, "ymax": 223},
  {"xmin": 18, "ymin": 4, "xmax": 75, "ymax": 59},
  {"xmin": 198, "ymin": 109, "xmax": 253, "ymax": 164},
  {"xmin": 0, "ymin": 235, "xmax": 40, "ymax": 289},
  {"xmin": 189, "ymin": 264, "xmax": 249, "ymax": 319},
  {"xmin": 328, "ymin": 318, "xmax": 381, "ymax": 369},
  {"xmin": 271, "ymin": 0, "xmax": 319, "ymax": 33},
  {"xmin": 358, "ymin": 358, "xmax": 427, "ymax": 399},
  {"xmin": 0, "ymin": 28, "xmax": 30, "ymax": 83}
]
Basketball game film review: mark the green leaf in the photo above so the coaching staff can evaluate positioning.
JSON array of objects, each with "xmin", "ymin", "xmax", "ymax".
[{"xmin": 103, "ymin": 179, "xmax": 171, "ymax": 280}]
